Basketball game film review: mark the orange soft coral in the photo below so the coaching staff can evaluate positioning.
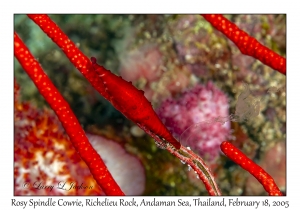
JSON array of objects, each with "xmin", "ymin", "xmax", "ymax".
[{"xmin": 14, "ymin": 82, "xmax": 103, "ymax": 195}]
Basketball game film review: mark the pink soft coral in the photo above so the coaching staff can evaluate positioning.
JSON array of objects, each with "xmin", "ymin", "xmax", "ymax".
[{"xmin": 156, "ymin": 82, "xmax": 230, "ymax": 161}]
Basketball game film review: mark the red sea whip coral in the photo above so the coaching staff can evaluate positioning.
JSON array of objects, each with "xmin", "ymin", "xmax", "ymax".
[
  {"xmin": 14, "ymin": 32, "xmax": 124, "ymax": 195},
  {"xmin": 220, "ymin": 141, "xmax": 282, "ymax": 196},
  {"xmin": 14, "ymin": 82, "xmax": 104, "ymax": 195},
  {"xmin": 14, "ymin": 13, "xmax": 286, "ymax": 196},
  {"xmin": 27, "ymin": 14, "xmax": 181, "ymax": 150},
  {"xmin": 15, "ymin": 15, "xmax": 221, "ymax": 196},
  {"xmin": 157, "ymin": 82, "xmax": 230, "ymax": 161},
  {"xmin": 201, "ymin": 14, "xmax": 286, "ymax": 75},
  {"xmin": 245, "ymin": 141, "xmax": 286, "ymax": 195},
  {"xmin": 14, "ymin": 83, "xmax": 146, "ymax": 195}
]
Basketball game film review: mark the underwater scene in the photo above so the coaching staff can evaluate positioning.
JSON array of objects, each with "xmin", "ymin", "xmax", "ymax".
[{"xmin": 14, "ymin": 14, "xmax": 286, "ymax": 196}]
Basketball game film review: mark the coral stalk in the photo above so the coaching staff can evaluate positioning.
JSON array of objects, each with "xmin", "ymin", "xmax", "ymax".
[
  {"xmin": 16, "ymin": 14, "xmax": 285, "ymax": 196},
  {"xmin": 14, "ymin": 32, "xmax": 124, "ymax": 196},
  {"xmin": 143, "ymin": 130, "xmax": 221, "ymax": 196},
  {"xmin": 201, "ymin": 14, "xmax": 286, "ymax": 75},
  {"xmin": 220, "ymin": 141, "xmax": 282, "ymax": 196},
  {"xmin": 26, "ymin": 14, "xmax": 110, "ymax": 100},
  {"xmin": 26, "ymin": 13, "xmax": 214, "ymax": 194},
  {"xmin": 90, "ymin": 57, "xmax": 181, "ymax": 149},
  {"xmin": 27, "ymin": 14, "xmax": 181, "ymax": 150}
]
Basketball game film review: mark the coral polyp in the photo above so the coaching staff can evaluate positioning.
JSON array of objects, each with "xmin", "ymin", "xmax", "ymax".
[
  {"xmin": 156, "ymin": 82, "xmax": 230, "ymax": 161},
  {"xmin": 14, "ymin": 82, "xmax": 146, "ymax": 195},
  {"xmin": 14, "ymin": 82, "xmax": 103, "ymax": 195}
]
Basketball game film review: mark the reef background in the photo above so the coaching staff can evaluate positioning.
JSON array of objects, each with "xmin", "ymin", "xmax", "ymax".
[{"xmin": 14, "ymin": 14, "xmax": 286, "ymax": 195}]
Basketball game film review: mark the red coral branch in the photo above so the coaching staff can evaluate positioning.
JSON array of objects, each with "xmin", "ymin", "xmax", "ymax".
[
  {"xmin": 220, "ymin": 141, "xmax": 282, "ymax": 196},
  {"xmin": 141, "ymin": 126, "xmax": 221, "ymax": 196},
  {"xmin": 14, "ymin": 32, "xmax": 124, "ymax": 196},
  {"xmin": 90, "ymin": 57, "xmax": 181, "ymax": 149},
  {"xmin": 26, "ymin": 14, "xmax": 110, "ymax": 100},
  {"xmin": 15, "ymin": 14, "xmax": 285, "ymax": 196},
  {"xmin": 17, "ymin": 14, "xmax": 223, "ymax": 195},
  {"xmin": 27, "ymin": 14, "xmax": 181, "ymax": 150},
  {"xmin": 201, "ymin": 14, "xmax": 286, "ymax": 75}
]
